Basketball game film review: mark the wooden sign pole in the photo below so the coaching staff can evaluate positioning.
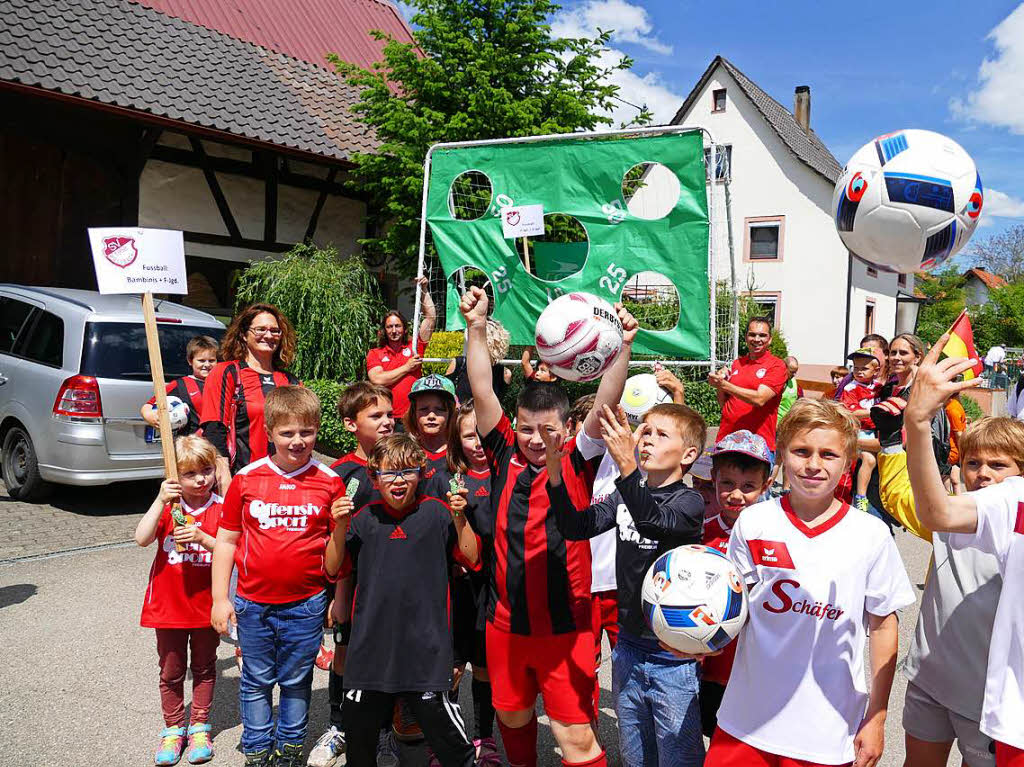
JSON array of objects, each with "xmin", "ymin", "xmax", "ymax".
[{"xmin": 142, "ymin": 292, "xmax": 185, "ymax": 549}]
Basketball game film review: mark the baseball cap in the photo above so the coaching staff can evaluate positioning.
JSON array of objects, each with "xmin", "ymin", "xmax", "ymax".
[
  {"xmin": 711, "ymin": 429, "xmax": 773, "ymax": 467},
  {"xmin": 847, "ymin": 347, "xmax": 877, "ymax": 360},
  {"xmin": 689, "ymin": 451, "xmax": 713, "ymax": 481},
  {"xmin": 409, "ymin": 374, "xmax": 456, "ymax": 401}
]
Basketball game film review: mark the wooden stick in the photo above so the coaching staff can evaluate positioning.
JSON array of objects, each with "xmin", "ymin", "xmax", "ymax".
[
  {"xmin": 142, "ymin": 292, "xmax": 184, "ymax": 550},
  {"xmin": 522, "ymin": 236, "xmax": 531, "ymax": 276}
]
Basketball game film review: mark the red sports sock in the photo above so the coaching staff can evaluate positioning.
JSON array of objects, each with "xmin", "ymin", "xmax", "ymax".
[
  {"xmin": 562, "ymin": 750, "xmax": 607, "ymax": 767},
  {"xmin": 497, "ymin": 715, "xmax": 538, "ymax": 767}
]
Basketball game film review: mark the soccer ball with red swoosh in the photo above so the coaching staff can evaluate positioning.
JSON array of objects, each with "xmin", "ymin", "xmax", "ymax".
[{"xmin": 641, "ymin": 544, "xmax": 749, "ymax": 654}]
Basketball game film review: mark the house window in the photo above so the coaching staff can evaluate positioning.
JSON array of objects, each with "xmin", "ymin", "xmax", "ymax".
[
  {"xmin": 898, "ymin": 273, "xmax": 906, "ymax": 288},
  {"xmin": 744, "ymin": 216, "xmax": 785, "ymax": 261},
  {"xmin": 704, "ymin": 145, "xmax": 732, "ymax": 181},
  {"xmin": 865, "ymin": 300, "xmax": 875, "ymax": 335},
  {"xmin": 866, "ymin": 264, "xmax": 878, "ymax": 278},
  {"xmin": 712, "ymin": 88, "xmax": 727, "ymax": 112},
  {"xmin": 748, "ymin": 292, "xmax": 781, "ymax": 328}
]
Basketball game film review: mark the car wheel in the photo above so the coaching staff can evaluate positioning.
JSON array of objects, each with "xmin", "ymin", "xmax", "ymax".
[{"xmin": 2, "ymin": 427, "xmax": 51, "ymax": 502}]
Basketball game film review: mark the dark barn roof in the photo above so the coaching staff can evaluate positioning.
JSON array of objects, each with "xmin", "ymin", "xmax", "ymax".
[{"xmin": 0, "ymin": 0, "xmax": 379, "ymax": 162}]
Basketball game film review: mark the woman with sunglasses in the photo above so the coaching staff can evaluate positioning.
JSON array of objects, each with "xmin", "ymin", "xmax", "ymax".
[{"xmin": 200, "ymin": 303, "xmax": 300, "ymax": 480}]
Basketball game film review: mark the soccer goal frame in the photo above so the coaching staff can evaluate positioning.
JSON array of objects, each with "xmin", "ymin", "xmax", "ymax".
[{"xmin": 411, "ymin": 125, "xmax": 739, "ymax": 369}]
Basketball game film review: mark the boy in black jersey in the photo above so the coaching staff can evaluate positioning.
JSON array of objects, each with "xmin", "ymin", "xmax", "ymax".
[
  {"xmin": 141, "ymin": 335, "xmax": 218, "ymax": 436},
  {"xmin": 542, "ymin": 403, "xmax": 708, "ymax": 766},
  {"xmin": 309, "ymin": 382, "xmax": 394, "ymax": 767},
  {"xmin": 328, "ymin": 435, "xmax": 480, "ymax": 767}
]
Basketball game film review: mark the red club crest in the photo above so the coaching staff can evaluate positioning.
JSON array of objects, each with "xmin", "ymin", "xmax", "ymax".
[
  {"xmin": 102, "ymin": 236, "xmax": 138, "ymax": 268},
  {"xmin": 505, "ymin": 210, "xmax": 521, "ymax": 227}
]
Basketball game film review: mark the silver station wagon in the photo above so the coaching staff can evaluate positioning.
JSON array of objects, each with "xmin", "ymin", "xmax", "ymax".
[{"xmin": 0, "ymin": 286, "xmax": 224, "ymax": 500}]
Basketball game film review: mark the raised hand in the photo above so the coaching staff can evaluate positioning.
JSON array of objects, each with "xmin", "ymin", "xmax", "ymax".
[
  {"xmin": 614, "ymin": 303, "xmax": 640, "ymax": 346},
  {"xmin": 330, "ymin": 495, "xmax": 354, "ymax": 525},
  {"xmin": 459, "ymin": 286, "xmax": 489, "ymax": 327},
  {"xmin": 905, "ymin": 332, "xmax": 982, "ymax": 426},
  {"xmin": 537, "ymin": 425, "xmax": 565, "ymax": 485},
  {"xmin": 598, "ymin": 404, "xmax": 637, "ymax": 475},
  {"xmin": 654, "ymin": 363, "xmax": 685, "ymax": 404}
]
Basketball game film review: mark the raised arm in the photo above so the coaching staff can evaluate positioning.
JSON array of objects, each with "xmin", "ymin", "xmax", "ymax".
[
  {"xmin": 415, "ymin": 276, "xmax": 436, "ymax": 345},
  {"xmin": 905, "ymin": 333, "xmax": 983, "ymax": 534},
  {"xmin": 584, "ymin": 304, "xmax": 639, "ymax": 440},
  {"xmin": 460, "ymin": 287, "xmax": 502, "ymax": 435}
]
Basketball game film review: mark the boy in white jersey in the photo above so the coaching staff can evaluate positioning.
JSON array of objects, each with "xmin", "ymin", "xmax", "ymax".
[
  {"xmin": 906, "ymin": 334, "xmax": 1024, "ymax": 767},
  {"xmin": 705, "ymin": 399, "xmax": 915, "ymax": 767}
]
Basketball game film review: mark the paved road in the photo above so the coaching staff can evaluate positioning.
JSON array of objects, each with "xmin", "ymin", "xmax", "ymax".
[{"xmin": 0, "ymin": 525, "xmax": 954, "ymax": 767}]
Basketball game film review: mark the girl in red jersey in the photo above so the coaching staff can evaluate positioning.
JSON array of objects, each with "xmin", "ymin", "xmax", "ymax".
[
  {"xmin": 135, "ymin": 435, "xmax": 223, "ymax": 766},
  {"xmin": 199, "ymin": 303, "xmax": 300, "ymax": 480}
]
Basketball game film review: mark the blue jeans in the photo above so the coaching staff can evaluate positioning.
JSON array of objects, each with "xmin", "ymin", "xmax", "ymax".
[
  {"xmin": 234, "ymin": 591, "xmax": 328, "ymax": 753},
  {"xmin": 611, "ymin": 636, "xmax": 705, "ymax": 767}
]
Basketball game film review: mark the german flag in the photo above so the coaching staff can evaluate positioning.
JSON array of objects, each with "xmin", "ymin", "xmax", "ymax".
[{"xmin": 940, "ymin": 310, "xmax": 984, "ymax": 380}]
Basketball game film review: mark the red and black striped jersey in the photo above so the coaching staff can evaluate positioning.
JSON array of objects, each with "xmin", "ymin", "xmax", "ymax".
[
  {"xmin": 148, "ymin": 375, "xmax": 205, "ymax": 436},
  {"xmin": 329, "ymin": 452, "xmax": 378, "ymax": 510},
  {"xmin": 482, "ymin": 414, "xmax": 603, "ymax": 636},
  {"xmin": 199, "ymin": 361, "xmax": 299, "ymax": 472}
]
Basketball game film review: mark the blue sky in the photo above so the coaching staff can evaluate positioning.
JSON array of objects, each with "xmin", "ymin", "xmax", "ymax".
[{"xmin": 546, "ymin": 0, "xmax": 1024, "ymax": 243}]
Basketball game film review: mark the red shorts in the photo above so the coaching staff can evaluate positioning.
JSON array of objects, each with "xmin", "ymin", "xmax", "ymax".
[
  {"xmin": 998, "ymin": 742, "xmax": 1024, "ymax": 767},
  {"xmin": 485, "ymin": 623, "xmax": 596, "ymax": 724},
  {"xmin": 706, "ymin": 728, "xmax": 851, "ymax": 767},
  {"xmin": 591, "ymin": 590, "xmax": 619, "ymax": 659}
]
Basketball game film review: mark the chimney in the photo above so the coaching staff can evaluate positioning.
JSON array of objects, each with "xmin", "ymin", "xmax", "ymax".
[{"xmin": 794, "ymin": 85, "xmax": 811, "ymax": 133}]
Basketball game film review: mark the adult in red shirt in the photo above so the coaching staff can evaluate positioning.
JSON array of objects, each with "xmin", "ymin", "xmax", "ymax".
[
  {"xmin": 200, "ymin": 303, "xmax": 300, "ymax": 481},
  {"xmin": 366, "ymin": 277, "xmax": 436, "ymax": 420},
  {"xmin": 709, "ymin": 317, "xmax": 788, "ymax": 454}
]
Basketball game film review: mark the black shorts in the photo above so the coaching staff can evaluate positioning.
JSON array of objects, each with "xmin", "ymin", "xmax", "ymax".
[{"xmin": 451, "ymin": 575, "xmax": 486, "ymax": 668}]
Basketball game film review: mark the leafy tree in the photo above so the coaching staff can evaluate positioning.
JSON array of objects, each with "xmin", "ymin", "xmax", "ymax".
[
  {"xmin": 915, "ymin": 267, "xmax": 966, "ymax": 346},
  {"xmin": 968, "ymin": 224, "xmax": 1024, "ymax": 283},
  {"xmin": 234, "ymin": 244, "xmax": 385, "ymax": 382},
  {"xmin": 332, "ymin": 0, "xmax": 652, "ymax": 276}
]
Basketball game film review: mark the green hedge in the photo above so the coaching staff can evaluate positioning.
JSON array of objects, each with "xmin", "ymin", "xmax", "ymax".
[
  {"xmin": 424, "ymin": 331, "xmax": 464, "ymax": 375},
  {"xmin": 961, "ymin": 394, "xmax": 985, "ymax": 423},
  {"xmin": 306, "ymin": 379, "xmax": 357, "ymax": 458}
]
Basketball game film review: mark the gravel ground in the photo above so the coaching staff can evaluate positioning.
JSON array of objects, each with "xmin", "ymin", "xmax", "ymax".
[{"xmin": 0, "ymin": 526, "xmax": 954, "ymax": 767}]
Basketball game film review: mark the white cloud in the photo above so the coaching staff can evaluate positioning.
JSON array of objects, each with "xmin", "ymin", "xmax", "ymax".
[
  {"xmin": 986, "ymin": 188, "xmax": 1024, "ymax": 218},
  {"xmin": 551, "ymin": 1, "xmax": 684, "ymax": 125},
  {"xmin": 552, "ymin": 0, "xmax": 673, "ymax": 56},
  {"xmin": 950, "ymin": 3, "xmax": 1024, "ymax": 133}
]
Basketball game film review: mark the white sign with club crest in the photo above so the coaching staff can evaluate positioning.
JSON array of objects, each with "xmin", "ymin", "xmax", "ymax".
[
  {"xmin": 500, "ymin": 204, "xmax": 544, "ymax": 239},
  {"xmin": 87, "ymin": 227, "xmax": 187, "ymax": 295}
]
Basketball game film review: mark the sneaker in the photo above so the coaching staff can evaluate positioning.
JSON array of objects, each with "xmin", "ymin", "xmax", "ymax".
[
  {"xmin": 315, "ymin": 640, "xmax": 335, "ymax": 671},
  {"xmin": 155, "ymin": 726, "xmax": 186, "ymax": 766},
  {"xmin": 307, "ymin": 726, "xmax": 346, "ymax": 767},
  {"xmin": 392, "ymin": 698, "xmax": 423, "ymax": 742},
  {"xmin": 854, "ymin": 495, "xmax": 870, "ymax": 513},
  {"xmin": 475, "ymin": 737, "xmax": 501, "ymax": 766},
  {"xmin": 185, "ymin": 723, "xmax": 214, "ymax": 765},
  {"xmin": 376, "ymin": 730, "xmax": 400, "ymax": 767},
  {"xmin": 245, "ymin": 750, "xmax": 272, "ymax": 767},
  {"xmin": 271, "ymin": 743, "xmax": 305, "ymax": 767}
]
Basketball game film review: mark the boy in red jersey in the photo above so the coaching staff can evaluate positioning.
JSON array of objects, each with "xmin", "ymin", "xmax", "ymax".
[
  {"xmin": 136, "ymin": 435, "xmax": 223, "ymax": 766},
  {"xmin": 142, "ymin": 335, "xmax": 219, "ymax": 437},
  {"xmin": 698, "ymin": 430, "xmax": 772, "ymax": 739},
  {"xmin": 308, "ymin": 382, "xmax": 396, "ymax": 767},
  {"xmin": 704, "ymin": 399, "xmax": 914, "ymax": 767},
  {"xmin": 906, "ymin": 336, "xmax": 1024, "ymax": 767},
  {"xmin": 459, "ymin": 286, "xmax": 638, "ymax": 767},
  {"xmin": 211, "ymin": 386, "xmax": 346, "ymax": 767}
]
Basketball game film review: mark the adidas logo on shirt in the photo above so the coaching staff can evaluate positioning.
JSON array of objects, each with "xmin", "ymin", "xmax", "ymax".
[
  {"xmin": 389, "ymin": 526, "xmax": 407, "ymax": 540},
  {"xmin": 474, "ymin": 486, "xmax": 489, "ymax": 497}
]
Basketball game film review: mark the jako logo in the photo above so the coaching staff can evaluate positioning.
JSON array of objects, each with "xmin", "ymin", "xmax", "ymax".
[
  {"xmin": 249, "ymin": 500, "xmax": 322, "ymax": 530},
  {"xmin": 762, "ymin": 579, "xmax": 845, "ymax": 622},
  {"xmin": 279, "ymin": 484, "xmax": 296, "ymax": 490}
]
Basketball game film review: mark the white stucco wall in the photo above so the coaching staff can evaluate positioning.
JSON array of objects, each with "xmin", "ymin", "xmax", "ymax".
[{"xmin": 678, "ymin": 68, "xmax": 910, "ymax": 371}]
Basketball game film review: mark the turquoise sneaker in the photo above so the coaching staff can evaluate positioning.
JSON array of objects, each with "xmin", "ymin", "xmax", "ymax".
[
  {"xmin": 155, "ymin": 726, "xmax": 186, "ymax": 766},
  {"xmin": 186, "ymin": 723, "xmax": 214, "ymax": 764}
]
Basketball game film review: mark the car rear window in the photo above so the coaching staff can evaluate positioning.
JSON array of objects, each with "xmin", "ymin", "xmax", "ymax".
[{"xmin": 80, "ymin": 322, "xmax": 225, "ymax": 380}]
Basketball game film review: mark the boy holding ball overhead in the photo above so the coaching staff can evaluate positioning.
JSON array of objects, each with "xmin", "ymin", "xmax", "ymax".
[
  {"xmin": 459, "ymin": 286, "xmax": 638, "ymax": 767},
  {"xmin": 703, "ymin": 399, "xmax": 914, "ymax": 767}
]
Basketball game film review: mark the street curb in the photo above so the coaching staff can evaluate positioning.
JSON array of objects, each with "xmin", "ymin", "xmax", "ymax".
[{"xmin": 0, "ymin": 539, "xmax": 135, "ymax": 566}]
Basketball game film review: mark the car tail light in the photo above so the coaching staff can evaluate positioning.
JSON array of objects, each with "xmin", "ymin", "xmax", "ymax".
[{"xmin": 53, "ymin": 375, "xmax": 103, "ymax": 419}]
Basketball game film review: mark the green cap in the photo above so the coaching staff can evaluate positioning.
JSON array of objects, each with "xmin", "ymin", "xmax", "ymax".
[
  {"xmin": 847, "ymin": 347, "xmax": 877, "ymax": 360},
  {"xmin": 409, "ymin": 374, "xmax": 456, "ymax": 401}
]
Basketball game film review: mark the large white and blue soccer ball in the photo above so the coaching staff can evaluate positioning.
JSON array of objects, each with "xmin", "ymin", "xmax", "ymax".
[
  {"xmin": 166, "ymin": 395, "xmax": 189, "ymax": 431},
  {"xmin": 641, "ymin": 544, "xmax": 749, "ymax": 654},
  {"xmin": 832, "ymin": 129, "xmax": 983, "ymax": 274},
  {"xmin": 535, "ymin": 292, "xmax": 623, "ymax": 382}
]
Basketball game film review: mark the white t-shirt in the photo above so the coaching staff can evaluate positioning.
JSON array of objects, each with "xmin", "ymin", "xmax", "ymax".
[
  {"xmin": 590, "ymin": 452, "xmax": 618, "ymax": 593},
  {"xmin": 949, "ymin": 476, "xmax": 1024, "ymax": 750},
  {"xmin": 718, "ymin": 496, "xmax": 915, "ymax": 764},
  {"xmin": 985, "ymin": 345, "xmax": 1006, "ymax": 366}
]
